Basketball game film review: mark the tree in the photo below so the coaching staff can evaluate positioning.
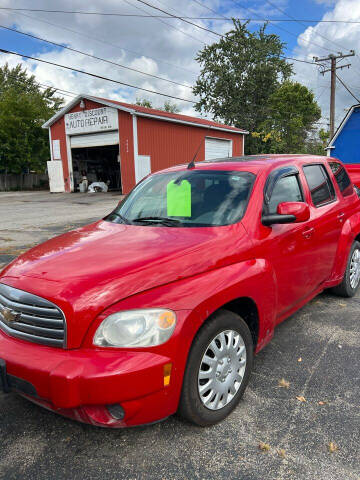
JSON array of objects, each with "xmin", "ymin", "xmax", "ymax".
[
  {"xmin": 0, "ymin": 64, "xmax": 63, "ymax": 181},
  {"xmin": 163, "ymin": 100, "xmax": 180, "ymax": 113},
  {"xmin": 135, "ymin": 97, "xmax": 153, "ymax": 109},
  {"xmin": 136, "ymin": 98, "xmax": 180, "ymax": 113},
  {"xmin": 254, "ymin": 81, "xmax": 322, "ymax": 153},
  {"xmin": 193, "ymin": 20, "xmax": 292, "ymax": 153},
  {"xmin": 304, "ymin": 128, "xmax": 330, "ymax": 155}
]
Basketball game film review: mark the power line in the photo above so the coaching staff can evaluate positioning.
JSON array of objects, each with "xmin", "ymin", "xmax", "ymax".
[
  {"xmin": 33, "ymin": 7, "xmax": 314, "ymax": 65},
  {"xmin": 191, "ymin": 1, "xmax": 318, "ymax": 66},
  {"xmin": 315, "ymin": 51, "xmax": 355, "ymax": 137},
  {"xmin": 122, "ymin": 0, "xmax": 206, "ymax": 45},
  {"xmin": 9, "ymin": 10, "xmax": 199, "ymax": 77},
  {"xmin": 336, "ymin": 74, "xmax": 360, "ymax": 103},
  {"xmin": 0, "ymin": 24, "xmax": 192, "ymax": 90},
  {"xmin": 2, "ymin": 7, "xmax": 360, "ymax": 23},
  {"xmin": 133, "ymin": 0, "xmax": 222, "ymax": 37},
  {"xmin": 0, "ymin": 48, "xmax": 196, "ymax": 103},
  {"xmin": 3, "ymin": 5, "xmax": 321, "ymax": 69},
  {"xmin": 229, "ymin": 0, "xmax": 334, "ymax": 55},
  {"xmin": 282, "ymin": 56, "xmax": 316, "ymax": 65},
  {"xmin": 264, "ymin": 0, "xmax": 360, "ymax": 77},
  {"xmin": 129, "ymin": 1, "xmax": 318, "ymax": 66},
  {"xmin": 1, "ymin": 71, "xmax": 78, "ymax": 98},
  {"xmin": 191, "ymin": 0, "xmax": 228, "ymax": 19},
  {"xmin": 263, "ymin": 0, "xmax": 352, "ymax": 54},
  {"xmin": 2, "ymin": 66, "xmax": 331, "ymax": 124}
]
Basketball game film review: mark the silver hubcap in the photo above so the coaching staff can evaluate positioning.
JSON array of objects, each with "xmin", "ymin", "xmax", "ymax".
[
  {"xmin": 198, "ymin": 329, "xmax": 247, "ymax": 411},
  {"xmin": 350, "ymin": 248, "xmax": 360, "ymax": 289}
]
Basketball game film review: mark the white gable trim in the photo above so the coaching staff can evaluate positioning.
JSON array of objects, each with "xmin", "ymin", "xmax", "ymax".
[
  {"xmin": 327, "ymin": 104, "xmax": 360, "ymax": 149},
  {"xmin": 42, "ymin": 95, "xmax": 135, "ymax": 128},
  {"xmin": 42, "ymin": 95, "xmax": 247, "ymax": 135}
]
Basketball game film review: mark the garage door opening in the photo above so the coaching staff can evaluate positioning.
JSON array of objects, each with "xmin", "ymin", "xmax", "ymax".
[
  {"xmin": 71, "ymin": 144, "xmax": 121, "ymax": 192},
  {"xmin": 205, "ymin": 137, "xmax": 232, "ymax": 161}
]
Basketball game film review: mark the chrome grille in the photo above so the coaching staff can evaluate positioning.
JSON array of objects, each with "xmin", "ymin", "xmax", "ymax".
[{"xmin": 0, "ymin": 283, "xmax": 65, "ymax": 347}]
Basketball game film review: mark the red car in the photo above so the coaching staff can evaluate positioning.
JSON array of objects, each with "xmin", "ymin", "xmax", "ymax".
[{"xmin": 1, "ymin": 154, "xmax": 360, "ymax": 428}]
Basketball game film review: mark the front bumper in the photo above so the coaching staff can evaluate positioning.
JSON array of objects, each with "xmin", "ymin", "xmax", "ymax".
[{"xmin": 0, "ymin": 329, "xmax": 176, "ymax": 427}]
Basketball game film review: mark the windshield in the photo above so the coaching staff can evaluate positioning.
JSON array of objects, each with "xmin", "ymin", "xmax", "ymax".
[{"xmin": 106, "ymin": 170, "xmax": 255, "ymax": 227}]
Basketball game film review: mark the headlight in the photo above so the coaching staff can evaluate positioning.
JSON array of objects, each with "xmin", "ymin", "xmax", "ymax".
[{"xmin": 93, "ymin": 309, "xmax": 176, "ymax": 347}]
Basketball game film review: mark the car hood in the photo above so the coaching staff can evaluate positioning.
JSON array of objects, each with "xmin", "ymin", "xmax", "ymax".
[{"xmin": 1, "ymin": 220, "xmax": 251, "ymax": 348}]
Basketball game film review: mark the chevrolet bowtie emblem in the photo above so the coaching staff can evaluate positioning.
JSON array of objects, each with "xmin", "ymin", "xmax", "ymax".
[{"xmin": 0, "ymin": 305, "xmax": 20, "ymax": 323}]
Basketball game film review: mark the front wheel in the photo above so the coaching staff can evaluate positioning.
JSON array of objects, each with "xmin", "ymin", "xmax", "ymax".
[
  {"xmin": 332, "ymin": 241, "xmax": 360, "ymax": 297},
  {"xmin": 178, "ymin": 309, "xmax": 253, "ymax": 426}
]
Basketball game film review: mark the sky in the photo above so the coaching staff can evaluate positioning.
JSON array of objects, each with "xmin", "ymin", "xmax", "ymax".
[{"xmin": 0, "ymin": 0, "xmax": 360, "ymax": 131}]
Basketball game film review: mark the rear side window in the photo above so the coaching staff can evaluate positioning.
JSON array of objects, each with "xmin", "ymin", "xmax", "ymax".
[
  {"xmin": 329, "ymin": 162, "xmax": 353, "ymax": 197},
  {"xmin": 268, "ymin": 175, "xmax": 303, "ymax": 214},
  {"xmin": 303, "ymin": 164, "xmax": 336, "ymax": 207}
]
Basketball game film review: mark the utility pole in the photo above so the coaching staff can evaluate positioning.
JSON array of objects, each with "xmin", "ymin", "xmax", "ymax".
[{"xmin": 314, "ymin": 50, "xmax": 355, "ymax": 139}]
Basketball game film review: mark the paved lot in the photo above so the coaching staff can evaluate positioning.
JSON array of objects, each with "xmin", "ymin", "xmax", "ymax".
[
  {"xmin": 0, "ymin": 192, "xmax": 359, "ymax": 480},
  {"xmin": 0, "ymin": 191, "xmax": 119, "ymax": 269}
]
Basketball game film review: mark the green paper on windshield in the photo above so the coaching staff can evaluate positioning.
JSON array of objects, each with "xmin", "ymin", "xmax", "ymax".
[{"xmin": 167, "ymin": 180, "xmax": 191, "ymax": 217}]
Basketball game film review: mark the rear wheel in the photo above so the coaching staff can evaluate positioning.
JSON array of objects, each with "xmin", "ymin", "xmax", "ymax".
[
  {"xmin": 332, "ymin": 241, "xmax": 360, "ymax": 297},
  {"xmin": 178, "ymin": 309, "xmax": 253, "ymax": 426}
]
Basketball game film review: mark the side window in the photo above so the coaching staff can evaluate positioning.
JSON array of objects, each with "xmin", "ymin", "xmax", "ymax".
[
  {"xmin": 329, "ymin": 162, "xmax": 353, "ymax": 197},
  {"xmin": 303, "ymin": 164, "xmax": 336, "ymax": 207},
  {"xmin": 268, "ymin": 175, "xmax": 303, "ymax": 214}
]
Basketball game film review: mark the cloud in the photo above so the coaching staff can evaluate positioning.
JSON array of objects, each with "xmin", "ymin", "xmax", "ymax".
[
  {"xmin": 293, "ymin": 0, "xmax": 360, "ymax": 128},
  {"xmin": 0, "ymin": 0, "xmax": 213, "ymax": 112},
  {"xmin": 0, "ymin": 0, "xmax": 358, "ymax": 132}
]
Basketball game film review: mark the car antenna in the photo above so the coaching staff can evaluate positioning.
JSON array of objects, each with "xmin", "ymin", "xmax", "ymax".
[{"xmin": 187, "ymin": 137, "xmax": 205, "ymax": 169}]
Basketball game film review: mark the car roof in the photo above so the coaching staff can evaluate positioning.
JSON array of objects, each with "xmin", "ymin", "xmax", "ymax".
[{"xmin": 158, "ymin": 154, "xmax": 333, "ymax": 175}]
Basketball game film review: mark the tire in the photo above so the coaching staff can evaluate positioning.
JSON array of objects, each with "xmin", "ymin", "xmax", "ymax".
[
  {"xmin": 178, "ymin": 309, "xmax": 254, "ymax": 427},
  {"xmin": 332, "ymin": 241, "xmax": 360, "ymax": 297}
]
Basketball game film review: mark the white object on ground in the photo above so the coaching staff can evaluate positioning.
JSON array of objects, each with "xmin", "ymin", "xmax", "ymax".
[{"xmin": 88, "ymin": 182, "xmax": 109, "ymax": 193}]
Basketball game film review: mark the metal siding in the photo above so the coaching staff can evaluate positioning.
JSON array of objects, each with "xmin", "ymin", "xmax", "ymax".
[
  {"xmin": 137, "ymin": 116, "xmax": 243, "ymax": 176},
  {"xmin": 333, "ymin": 108, "xmax": 360, "ymax": 164},
  {"xmin": 50, "ymin": 99, "xmax": 244, "ymax": 194},
  {"xmin": 118, "ymin": 111, "xmax": 135, "ymax": 194},
  {"xmin": 50, "ymin": 98, "xmax": 117, "ymax": 192}
]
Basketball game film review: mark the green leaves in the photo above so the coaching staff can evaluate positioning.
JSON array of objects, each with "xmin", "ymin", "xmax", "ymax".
[
  {"xmin": 193, "ymin": 21, "xmax": 292, "ymax": 141},
  {"xmin": 193, "ymin": 21, "xmax": 321, "ymax": 155},
  {"xmin": 257, "ymin": 81, "xmax": 322, "ymax": 153},
  {"xmin": 0, "ymin": 63, "xmax": 63, "ymax": 175}
]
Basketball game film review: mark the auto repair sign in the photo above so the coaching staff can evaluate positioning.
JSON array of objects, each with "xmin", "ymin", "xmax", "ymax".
[{"xmin": 65, "ymin": 107, "xmax": 118, "ymax": 135}]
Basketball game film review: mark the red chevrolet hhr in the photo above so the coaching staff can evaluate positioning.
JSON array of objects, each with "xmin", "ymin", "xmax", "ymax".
[{"xmin": 1, "ymin": 154, "xmax": 360, "ymax": 428}]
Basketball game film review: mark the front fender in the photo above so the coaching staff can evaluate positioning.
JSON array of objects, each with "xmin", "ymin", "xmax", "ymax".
[
  {"xmin": 83, "ymin": 259, "xmax": 276, "ymax": 414},
  {"xmin": 84, "ymin": 258, "xmax": 277, "ymax": 355}
]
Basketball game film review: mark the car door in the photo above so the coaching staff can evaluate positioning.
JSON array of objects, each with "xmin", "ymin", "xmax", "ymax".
[
  {"xmin": 301, "ymin": 163, "xmax": 344, "ymax": 287},
  {"xmin": 259, "ymin": 166, "xmax": 317, "ymax": 319},
  {"xmin": 328, "ymin": 160, "xmax": 357, "ymax": 222}
]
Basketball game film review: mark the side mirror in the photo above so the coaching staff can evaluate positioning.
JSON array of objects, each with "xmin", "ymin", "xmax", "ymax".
[
  {"xmin": 277, "ymin": 202, "xmax": 310, "ymax": 223},
  {"xmin": 262, "ymin": 202, "xmax": 310, "ymax": 226}
]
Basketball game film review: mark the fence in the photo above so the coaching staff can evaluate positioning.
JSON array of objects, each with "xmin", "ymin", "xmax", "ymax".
[{"xmin": 0, "ymin": 173, "xmax": 49, "ymax": 191}]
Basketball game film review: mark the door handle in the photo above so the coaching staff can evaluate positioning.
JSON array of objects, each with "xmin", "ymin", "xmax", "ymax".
[
  {"xmin": 302, "ymin": 227, "xmax": 315, "ymax": 239},
  {"xmin": 337, "ymin": 212, "xmax": 345, "ymax": 223}
]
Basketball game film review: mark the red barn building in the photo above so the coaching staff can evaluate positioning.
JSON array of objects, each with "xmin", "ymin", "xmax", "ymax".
[{"xmin": 42, "ymin": 95, "xmax": 248, "ymax": 194}]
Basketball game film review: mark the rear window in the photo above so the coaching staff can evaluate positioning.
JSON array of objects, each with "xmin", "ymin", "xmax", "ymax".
[
  {"xmin": 303, "ymin": 164, "xmax": 336, "ymax": 207},
  {"xmin": 329, "ymin": 162, "xmax": 353, "ymax": 197}
]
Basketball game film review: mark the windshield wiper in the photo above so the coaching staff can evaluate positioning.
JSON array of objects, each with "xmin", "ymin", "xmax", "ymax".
[
  {"xmin": 132, "ymin": 216, "xmax": 182, "ymax": 227},
  {"xmin": 108, "ymin": 212, "xmax": 131, "ymax": 224}
]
